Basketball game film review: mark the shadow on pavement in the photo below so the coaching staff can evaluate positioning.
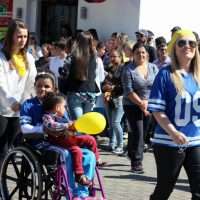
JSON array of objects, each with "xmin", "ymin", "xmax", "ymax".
[{"xmin": 104, "ymin": 174, "xmax": 189, "ymax": 193}]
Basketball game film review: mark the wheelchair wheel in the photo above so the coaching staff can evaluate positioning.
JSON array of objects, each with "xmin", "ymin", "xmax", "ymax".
[{"xmin": 0, "ymin": 146, "xmax": 43, "ymax": 200}]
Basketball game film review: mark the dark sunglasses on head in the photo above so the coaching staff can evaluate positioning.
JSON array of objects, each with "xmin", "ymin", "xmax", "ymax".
[{"xmin": 177, "ymin": 39, "xmax": 197, "ymax": 48}]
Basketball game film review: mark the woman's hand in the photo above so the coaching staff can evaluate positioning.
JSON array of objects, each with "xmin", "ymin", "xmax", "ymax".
[
  {"xmin": 153, "ymin": 112, "xmax": 189, "ymax": 145},
  {"xmin": 103, "ymin": 92, "xmax": 111, "ymax": 102},
  {"xmin": 170, "ymin": 131, "xmax": 189, "ymax": 145},
  {"xmin": 139, "ymin": 99, "xmax": 150, "ymax": 116},
  {"xmin": 11, "ymin": 102, "xmax": 21, "ymax": 112},
  {"xmin": 103, "ymin": 84, "xmax": 113, "ymax": 92}
]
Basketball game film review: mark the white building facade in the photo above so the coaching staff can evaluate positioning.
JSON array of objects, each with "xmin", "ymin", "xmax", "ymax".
[{"xmin": 12, "ymin": 0, "xmax": 200, "ymax": 42}]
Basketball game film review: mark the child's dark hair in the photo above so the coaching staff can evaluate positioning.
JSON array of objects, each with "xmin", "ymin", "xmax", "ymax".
[
  {"xmin": 43, "ymin": 92, "xmax": 65, "ymax": 112},
  {"xmin": 96, "ymin": 41, "xmax": 105, "ymax": 50},
  {"xmin": 35, "ymin": 72, "xmax": 57, "ymax": 89}
]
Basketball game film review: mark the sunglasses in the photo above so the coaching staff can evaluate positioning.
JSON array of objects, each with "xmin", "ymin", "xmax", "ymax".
[{"xmin": 177, "ymin": 39, "xmax": 197, "ymax": 48}]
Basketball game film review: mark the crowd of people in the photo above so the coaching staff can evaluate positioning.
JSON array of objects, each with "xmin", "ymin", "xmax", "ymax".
[{"xmin": 1, "ymin": 18, "xmax": 200, "ymax": 199}]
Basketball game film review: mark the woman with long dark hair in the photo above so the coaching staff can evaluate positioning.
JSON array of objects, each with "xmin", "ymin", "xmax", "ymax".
[{"xmin": 63, "ymin": 31, "xmax": 99, "ymax": 119}]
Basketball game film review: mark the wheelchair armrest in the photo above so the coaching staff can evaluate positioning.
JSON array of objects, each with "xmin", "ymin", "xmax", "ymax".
[{"xmin": 23, "ymin": 133, "xmax": 47, "ymax": 141}]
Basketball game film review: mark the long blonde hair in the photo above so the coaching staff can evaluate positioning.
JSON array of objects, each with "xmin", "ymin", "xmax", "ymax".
[
  {"xmin": 170, "ymin": 45, "xmax": 200, "ymax": 94},
  {"xmin": 168, "ymin": 29, "xmax": 200, "ymax": 94}
]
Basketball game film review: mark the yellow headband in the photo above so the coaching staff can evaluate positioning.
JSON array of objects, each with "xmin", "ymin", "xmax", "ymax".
[{"xmin": 167, "ymin": 29, "xmax": 196, "ymax": 55}]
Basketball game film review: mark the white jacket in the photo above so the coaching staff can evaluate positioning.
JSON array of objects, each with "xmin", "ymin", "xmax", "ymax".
[{"xmin": 0, "ymin": 51, "xmax": 37, "ymax": 117}]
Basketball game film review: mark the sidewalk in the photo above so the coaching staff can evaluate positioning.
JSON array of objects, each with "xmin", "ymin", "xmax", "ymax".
[{"xmin": 99, "ymin": 147, "xmax": 190, "ymax": 200}]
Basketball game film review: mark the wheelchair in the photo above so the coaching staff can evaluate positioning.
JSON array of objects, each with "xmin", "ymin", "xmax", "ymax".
[{"xmin": 0, "ymin": 134, "xmax": 107, "ymax": 200}]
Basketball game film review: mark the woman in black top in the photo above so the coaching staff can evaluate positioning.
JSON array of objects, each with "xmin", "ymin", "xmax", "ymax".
[{"xmin": 61, "ymin": 31, "xmax": 99, "ymax": 120}]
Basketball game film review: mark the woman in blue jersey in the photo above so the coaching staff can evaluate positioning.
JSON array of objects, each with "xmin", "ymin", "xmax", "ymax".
[
  {"xmin": 20, "ymin": 72, "xmax": 96, "ymax": 199},
  {"xmin": 148, "ymin": 30, "xmax": 200, "ymax": 200}
]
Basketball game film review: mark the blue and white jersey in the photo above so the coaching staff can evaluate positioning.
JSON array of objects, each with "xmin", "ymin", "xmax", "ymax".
[
  {"xmin": 148, "ymin": 65, "xmax": 200, "ymax": 147},
  {"xmin": 20, "ymin": 97, "xmax": 43, "ymax": 127},
  {"xmin": 20, "ymin": 97, "xmax": 71, "ymax": 133}
]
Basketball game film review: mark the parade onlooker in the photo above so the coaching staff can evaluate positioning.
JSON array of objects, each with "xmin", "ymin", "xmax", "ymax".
[
  {"xmin": 122, "ymin": 40, "xmax": 135, "ymax": 62},
  {"xmin": 96, "ymin": 41, "xmax": 106, "ymax": 59},
  {"xmin": 49, "ymin": 40, "xmax": 67, "ymax": 86},
  {"xmin": 88, "ymin": 28, "xmax": 99, "ymax": 48},
  {"xmin": 61, "ymin": 31, "xmax": 99, "ymax": 119},
  {"xmin": 28, "ymin": 34, "xmax": 43, "ymax": 61},
  {"xmin": 170, "ymin": 26, "xmax": 181, "ymax": 38},
  {"xmin": 102, "ymin": 49, "xmax": 124, "ymax": 154},
  {"xmin": 147, "ymin": 30, "xmax": 155, "ymax": 46},
  {"xmin": 135, "ymin": 29, "xmax": 157, "ymax": 62},
  {"xmin": 153, "ymin": 36, "xmax": 171, "ymax": 69},
  {"xmin": 0, "ymin": 19, "xmax": 37, "ymax": 167},
  {"xmin": 35, "ymin": 43, "xmax": 51, "ymax": 72},
  {"xmin": 122, "ymin": 42, "xmax": 158, "ymax": 173},
  {"xmin": 148, "ymin": 29, "xmax": 200, "ymax": 200}
]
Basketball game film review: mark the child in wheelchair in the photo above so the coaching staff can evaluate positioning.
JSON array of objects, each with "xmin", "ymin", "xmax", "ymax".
[
  {"xmin": 42, "ymin": 92, "xmax": 105, "ymax": 186},
  {"xmin": 20, "ymin": 72, "xmax": 98, "ymax": 199}
]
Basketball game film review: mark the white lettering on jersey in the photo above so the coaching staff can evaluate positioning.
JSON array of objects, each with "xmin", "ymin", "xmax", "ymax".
[{"xmin": 175, "ymin": 91, "xmax": 200, "ymax": 127}]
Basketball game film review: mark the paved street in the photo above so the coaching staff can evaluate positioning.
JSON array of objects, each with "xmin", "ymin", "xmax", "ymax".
[
  {"xmin": 2, "ymin": 144, "xmax": 190, "ymax": 200},
  {"xmin": 99, "ymin": 148, "xmax": 190, "ymax": 200}
]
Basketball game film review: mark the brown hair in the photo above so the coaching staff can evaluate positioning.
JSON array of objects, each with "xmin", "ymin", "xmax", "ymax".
[
  {"xmin": 3, "ymin": 19, "xmax": 29, "ymax": 60},
  {"xmin": 71, "ymin": 31, "xmax": 96, "ymax": 81}
]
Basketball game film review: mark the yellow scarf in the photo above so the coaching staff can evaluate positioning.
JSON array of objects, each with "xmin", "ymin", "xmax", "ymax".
[{"xmin": 11, "ymin": 53, "xmax": 27, "ymax": 77}]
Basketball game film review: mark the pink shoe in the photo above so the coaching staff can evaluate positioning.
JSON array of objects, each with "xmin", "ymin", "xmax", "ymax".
[
  {"xmin": 73, "ymin": 197, "xmax": 81, "ymax": 200},
  {"xmin": 83, "ymin": 197, "xmax": 97, "ymax": 200}
]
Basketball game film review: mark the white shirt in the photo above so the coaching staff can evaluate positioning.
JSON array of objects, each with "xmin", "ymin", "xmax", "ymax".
[
  {"xmin": 0, "ymin": 51, "xmax": 37, "ymax": 117},
  {"xmin": 49, "ymin": 56, "xmax": 65, "ymax": 79}
]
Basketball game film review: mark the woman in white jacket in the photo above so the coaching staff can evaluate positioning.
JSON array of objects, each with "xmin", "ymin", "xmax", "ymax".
[{"xmin": 0, "ymin": 19, "xmax": 37, "ymax": 167}]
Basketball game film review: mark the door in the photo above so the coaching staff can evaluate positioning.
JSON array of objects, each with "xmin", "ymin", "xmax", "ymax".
[{"xmin": 40, "ymin": 0, "xmax": 78, "ymax": 43}]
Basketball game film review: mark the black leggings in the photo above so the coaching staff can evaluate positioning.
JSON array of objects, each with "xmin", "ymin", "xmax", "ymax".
[
  {"xmin": 0, "ymin": 115, "xmax": 20, "ymax": 166},
  {"xmin": 123, "ymin": 105, "xmax": 144, "ymax": 165},
  {"xmin": 150, "ymin": 145, "xmax": 200, "ymax": 200}
]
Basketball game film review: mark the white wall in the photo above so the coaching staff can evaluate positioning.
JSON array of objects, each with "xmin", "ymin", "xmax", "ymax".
[
  {"xmin": 13, "ymin": 0, "xmax": 27, "ymax": 22},
  {"xmin": 139, "ymin": 0, "xmax": 200, "ymax": 42},
  {"xmin": 77, "ymin": 0, "xmax": 140, "ymax": 41},
  {"xmin": 13, "ymin": 0, "xmax": 40, "ymax": 38}
]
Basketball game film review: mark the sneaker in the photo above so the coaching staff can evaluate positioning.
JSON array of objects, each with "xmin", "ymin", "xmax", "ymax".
[
  {"xmin": 112, "ymin": 147, "xmax": 124, "ymax": 155},
  {"xmin": 118, "ymin": 149, "xmax": 128, "ymax": 157},
  {"xmin": 131, "ymin": 164, "xmax": 144, "ymax": 174}
]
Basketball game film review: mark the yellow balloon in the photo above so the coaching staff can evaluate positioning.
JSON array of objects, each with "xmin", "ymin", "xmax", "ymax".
[{"xmin": 74, "ymin": 112, "xmax": 106, "ymax": 135}]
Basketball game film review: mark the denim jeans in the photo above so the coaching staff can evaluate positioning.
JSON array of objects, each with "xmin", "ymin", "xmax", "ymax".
[
  {"xmin": 150, "ymin": 145, "xmax": 200, "ymax": 200},
  {"xmin": 67, "ymin": 92, "xmax": 96, "ymax": 120},
  {"xmin": 106, "ymin": 102, "xmax": 124, "ymax": 149}
]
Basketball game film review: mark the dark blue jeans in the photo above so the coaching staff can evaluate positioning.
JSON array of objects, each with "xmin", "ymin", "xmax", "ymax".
[
  {"xmin": 67, "ymin": 92, "xmax": 96, "ymax": 120},
  {"xmin": 150, "ymin": 145, "xmax": 200, "ymax": 200}
]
